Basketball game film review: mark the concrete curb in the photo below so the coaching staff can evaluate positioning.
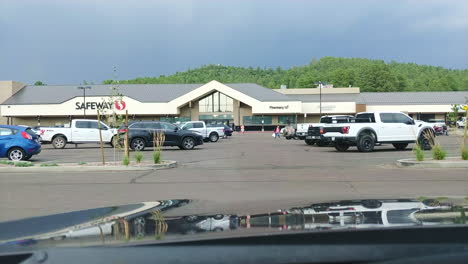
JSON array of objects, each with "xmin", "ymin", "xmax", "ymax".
[
  {"xmin": 0, "ymin": 160, "xmax": 177, "ymax": 172},
  {"xmin": 396, "ymin": 157, "xmax": 468, "ymax": 168}
]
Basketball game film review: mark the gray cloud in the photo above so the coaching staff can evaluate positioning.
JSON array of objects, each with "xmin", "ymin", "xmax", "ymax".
[{"xmin": 0, "ymin": 0, "xmax": 466, "ymax": 84}]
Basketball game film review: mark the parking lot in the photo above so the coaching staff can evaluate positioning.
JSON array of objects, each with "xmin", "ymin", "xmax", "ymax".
[
  {"xmin": 0, "ymin": 132, "xmax": 467, "ymax": 222},
  {"xmin": 29, "ymin": 131, "xmax": 464, "ymax": 168}
]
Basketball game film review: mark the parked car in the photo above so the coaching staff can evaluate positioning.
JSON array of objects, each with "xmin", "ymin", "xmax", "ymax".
[
  {"xmin": 208, "ymin": 124, "xmax": 233, "ymax": 137},
  {"xmin": 427, "ymin": 119, "xmax": 448, "ymax": 136},
  {"xmin": 222, "ymin": 125, "xmax": 234, "ymax": 136},
  {"xmin": 0, "ymin": 125, "xmax": 41, "ymax": 161},
  {"xmin": 457, "ymin": 117, "xmax": 467, "ymax": 128},
  {"xmin": 179, "ymin": 121, "xmax": 225, "ymax": 142},
  {"xmin": 282, "ymin": 125, "xmax": 295, "ymax": 139},
  {"xmin": 119, "ymin": 121, "xmax": 204, "ymax": 150},
  {"xmin": 308, "ymin": 111, "xmax": 435, "ymax": 152},
  {"xmin": 37, "ymin": 119, "xmax": 118, "ymax": 149}
]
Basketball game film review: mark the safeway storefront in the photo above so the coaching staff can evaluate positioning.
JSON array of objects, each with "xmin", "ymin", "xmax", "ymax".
[{"xmin": 0, "ymin": 80, "xmax": 466, "ymax": 130}]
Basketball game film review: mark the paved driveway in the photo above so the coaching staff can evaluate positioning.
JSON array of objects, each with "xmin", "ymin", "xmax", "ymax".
[{"xmin": 0, "ymin": 133, "xmax": 466, "ymax": 222}]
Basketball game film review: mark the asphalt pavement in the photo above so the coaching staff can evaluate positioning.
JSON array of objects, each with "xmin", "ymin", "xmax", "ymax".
[{"xmin": 0, "ymin": 132, "xmax": 467, "ymax": 222}]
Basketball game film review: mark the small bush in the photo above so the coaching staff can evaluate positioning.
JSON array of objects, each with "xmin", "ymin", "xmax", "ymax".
[
  {"xmin": 461, "ymin": 147, "xmax": 468, "ymax": 160},
  {"xmin": 14, "ymin": 161, "xmax": 34, "ymax": 167},
  {"xmin": 134, "ymin": 151, "xmax": 143, "ymax": 164},
  {"xmin": 40, "ymin": 163, "xmax": 58, "ymax": 167},
  {"xmin": 153, "ymin": 151, "xmax": 161, "ymax": 164},
  {"xmin": 432, "ymin": 144, "xmax": 447, "ymax": 160},
  {"xmin": 413, "ymin": 144, "xmax": 425, "ymax": 161},
  {"xmin": 78, "ymin": 161, "xmax": 87, "ymax": 165},
  {"xmin": 0, "ymin": 160, "xmax": 14, "ymax": 165},
  {"xmin": 122, "ymin": 155, "xmax": 130, "ymax": 166}
]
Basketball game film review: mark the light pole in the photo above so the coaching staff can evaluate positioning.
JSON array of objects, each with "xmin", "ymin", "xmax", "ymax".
[
  {"xmin": 77, "ymin": 86, "xmax": 91, "ymax": 118},
  {"xmin": 314, "ymin": 81, "xmax": 323, "ymax": 117},
  {"xmin": 319, "ymin": 81, "xmax": 322, "ymax": 117}
]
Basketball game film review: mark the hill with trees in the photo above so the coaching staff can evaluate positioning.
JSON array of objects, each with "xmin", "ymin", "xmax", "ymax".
[{"xmin": 103, "ymin": 57, "xmax": 468, "ymax": 92}]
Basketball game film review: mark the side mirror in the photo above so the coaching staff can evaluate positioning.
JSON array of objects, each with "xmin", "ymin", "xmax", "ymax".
[
  {"xmin": 406, "ymin": 120, "xmax": 415, "ymax": 125},
  {"xmin": 100, "ymin": 127, "xmax": 108, "ymax": 130},
  {"xmin": 174, "ymin": 126, "xmax": 179, "ymax": 132}
]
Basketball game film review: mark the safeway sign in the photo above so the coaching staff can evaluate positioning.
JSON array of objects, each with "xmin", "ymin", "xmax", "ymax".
[
  {"xmin": 114, "ymin": 100, "xmax": 126, "ymax": 110},
  {"xmin": 75, "ymin": 99, "xmax": 127, "ymax": 111}
]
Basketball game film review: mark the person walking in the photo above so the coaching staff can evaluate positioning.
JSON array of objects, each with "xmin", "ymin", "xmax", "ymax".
[
  {"xmin": 275, "ymin": 126, "xmax": 281, "ymax": 139},
  {"xmin": 241, "ymin": 125, "xmax": 245, "ymax": 134}
]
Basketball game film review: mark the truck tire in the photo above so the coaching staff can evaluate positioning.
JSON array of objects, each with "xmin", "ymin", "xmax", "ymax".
[
  {"xmin": 392, "ymin": 143, "xmax": 408, "ymax": 150},
  {"xmin": 418, "ymin": 130, "xmax": 434, "ymax": 150},
  {"xmin": 209, "ymin": 132, "xmax": 219, "ymax": 142},
  {"xmin": 181, "ymin": 137, "xmax": 195, "ymax": 150},
  {"xmin": 213, "ymin": 214, "xmax": 224, "ymax": 220},
  {"xmin": 334, "ymin": 143, "xmax": 349, "ymax": 152},
  {"xmin": 184, "ymin": 215, "xmax": 199, "ymax": 223},
  {"xmin": 357, "ymin": 134, "xmax": 375, "ymax": 152},
  {"xmin": 305, "ymin": 139, "xmax": 315, "ymax": 145},
  {"xmin": 131, "ymin": 138, "xmax": 146, "ymax": 151},
  {"xmin": 361, "ymin": 199, "xmax": 382, "ymax": 209},
  {"xmin": 418, "ymin": 137, "xmax": 433, "ymax": 150},
  {"xmin": 52, "ymin": 136, "xmax": 67, "ymax": 149}
]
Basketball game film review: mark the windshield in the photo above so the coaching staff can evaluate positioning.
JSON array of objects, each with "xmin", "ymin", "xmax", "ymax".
[{"xmin": 0, "ymin": 0, "xmax": 467, "ymax": 254}]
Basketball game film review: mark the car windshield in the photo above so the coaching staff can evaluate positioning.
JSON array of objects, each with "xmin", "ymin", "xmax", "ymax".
[{"xmin": 1, "ymin": 0, "xmax": 467, "ymax": 256}]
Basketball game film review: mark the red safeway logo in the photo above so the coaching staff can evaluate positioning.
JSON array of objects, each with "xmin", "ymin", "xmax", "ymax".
[{"xmin": 114, "ymin": 100, "xmax": 126, "ymax": 110}]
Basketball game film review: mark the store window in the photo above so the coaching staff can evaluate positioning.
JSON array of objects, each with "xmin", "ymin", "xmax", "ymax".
[
  {"xmin": 160, "ymin": 116, "xmax": 190, "ymax": 123},
  {"xmin": 199, "ymin": 92, "xmax": 233, "ymax": 113},
  {"xmin": 243, "ymin": 116, "xmax": 272, "ymax": 125},
  {"xmin": 419, "ymin": 114, "xmax": 435, "ymax": 122},
  {"xmin": 278, "ymin": 115, "xmax": 296, "ymax": 125},
  {"xmin": 199, "ymin": 114, "xmax": 233, "ymax": 120}
]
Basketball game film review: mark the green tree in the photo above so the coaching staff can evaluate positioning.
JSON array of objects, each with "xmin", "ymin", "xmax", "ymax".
[
  {"xmin": 34, "ymin": 81, "xmax": 46, "ymax": 86},
  {"xmin": 447, "ymin": 104, "xmax": 460, "ymax": 125},
  {"xmin": 104, "ymin": 57, "xmax": 467, "ymax": 92}
]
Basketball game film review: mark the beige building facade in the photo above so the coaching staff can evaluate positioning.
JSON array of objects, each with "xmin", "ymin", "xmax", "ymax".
[{"xmin": 0, "ymin": 80, "xmax": 466, "ymax": 130}]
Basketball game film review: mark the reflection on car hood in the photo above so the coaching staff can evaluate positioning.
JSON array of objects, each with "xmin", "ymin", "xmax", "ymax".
[{"xmin": 0, "ymin": 198, "xmax": 466, "ymax": 249}]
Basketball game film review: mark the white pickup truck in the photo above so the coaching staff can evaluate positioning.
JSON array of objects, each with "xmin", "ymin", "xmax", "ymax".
[
  {"xmin": 179, "ymin": 121, "xmax": 225, "ymax": 142},
  {"xmin": 297, "ymin": 115, "xmax": 353, "ymax": 145},
  {"xmin": 297, "ymin": 115, "xmax": 354, "ymax": 140},
  {"xmin": 37, "ymin": 119, "xmax": 118, "ymax": 149},
  {"xmin": 308, "ymin": 111, "xmax": 435, "ymax": 152}
]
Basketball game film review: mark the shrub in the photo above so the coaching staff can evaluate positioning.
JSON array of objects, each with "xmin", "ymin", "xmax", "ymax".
[
  {"xmin": 462, "ymin": 147, "xmax": 468, "ymax": 160},
  {"xmin": 122, "ymin": 155, "xmax": 130, "ymax": 166},
  {"xmin": 432, "ymin": 144, "xmax": 447, "ymax": 160},
  {"xmin": 134, "ymin": 151, "xmax": 143, "ymax": 164},
  {"xmin": 413, "ymin": 144, "xmax": 424, "ymax": 161},
  {"xmin": 78, "ymin": 161, "xmax": 87, "ymax": 165},
  {"xmin": 14, "ymin": 161, "xmax": 34, "ymax": 167},
  {"xmin": 153, "ymin": 151, "xmax": 161, "ymax": 164},
  {"xmin": 0, "ymin": 160, "xmax": 14, "ymax": 165},
  {"xmin": 40, "ymin": 163, "xmax": 58, "ymax": 167}
]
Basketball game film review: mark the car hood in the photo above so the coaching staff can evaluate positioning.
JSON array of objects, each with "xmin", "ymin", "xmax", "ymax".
[{"xmin": 0, "ymin": 198, "xmax": 466, "ymax": 249}]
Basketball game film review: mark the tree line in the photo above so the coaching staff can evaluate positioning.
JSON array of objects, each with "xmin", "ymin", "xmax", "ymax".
[{"xmin": 105, "ymin": 56, "xmax": 466, "ymax": 92}]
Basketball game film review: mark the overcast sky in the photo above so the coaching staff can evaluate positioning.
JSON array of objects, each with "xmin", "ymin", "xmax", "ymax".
[{"xmin": 1, "ymin": 0, "xmax": 467, "ymax": 85}]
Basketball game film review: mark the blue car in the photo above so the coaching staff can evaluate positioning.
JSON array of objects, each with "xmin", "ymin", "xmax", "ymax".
[{"xmin": 0, "ymin": 125, "xmax": 41, "ymax": 161}]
